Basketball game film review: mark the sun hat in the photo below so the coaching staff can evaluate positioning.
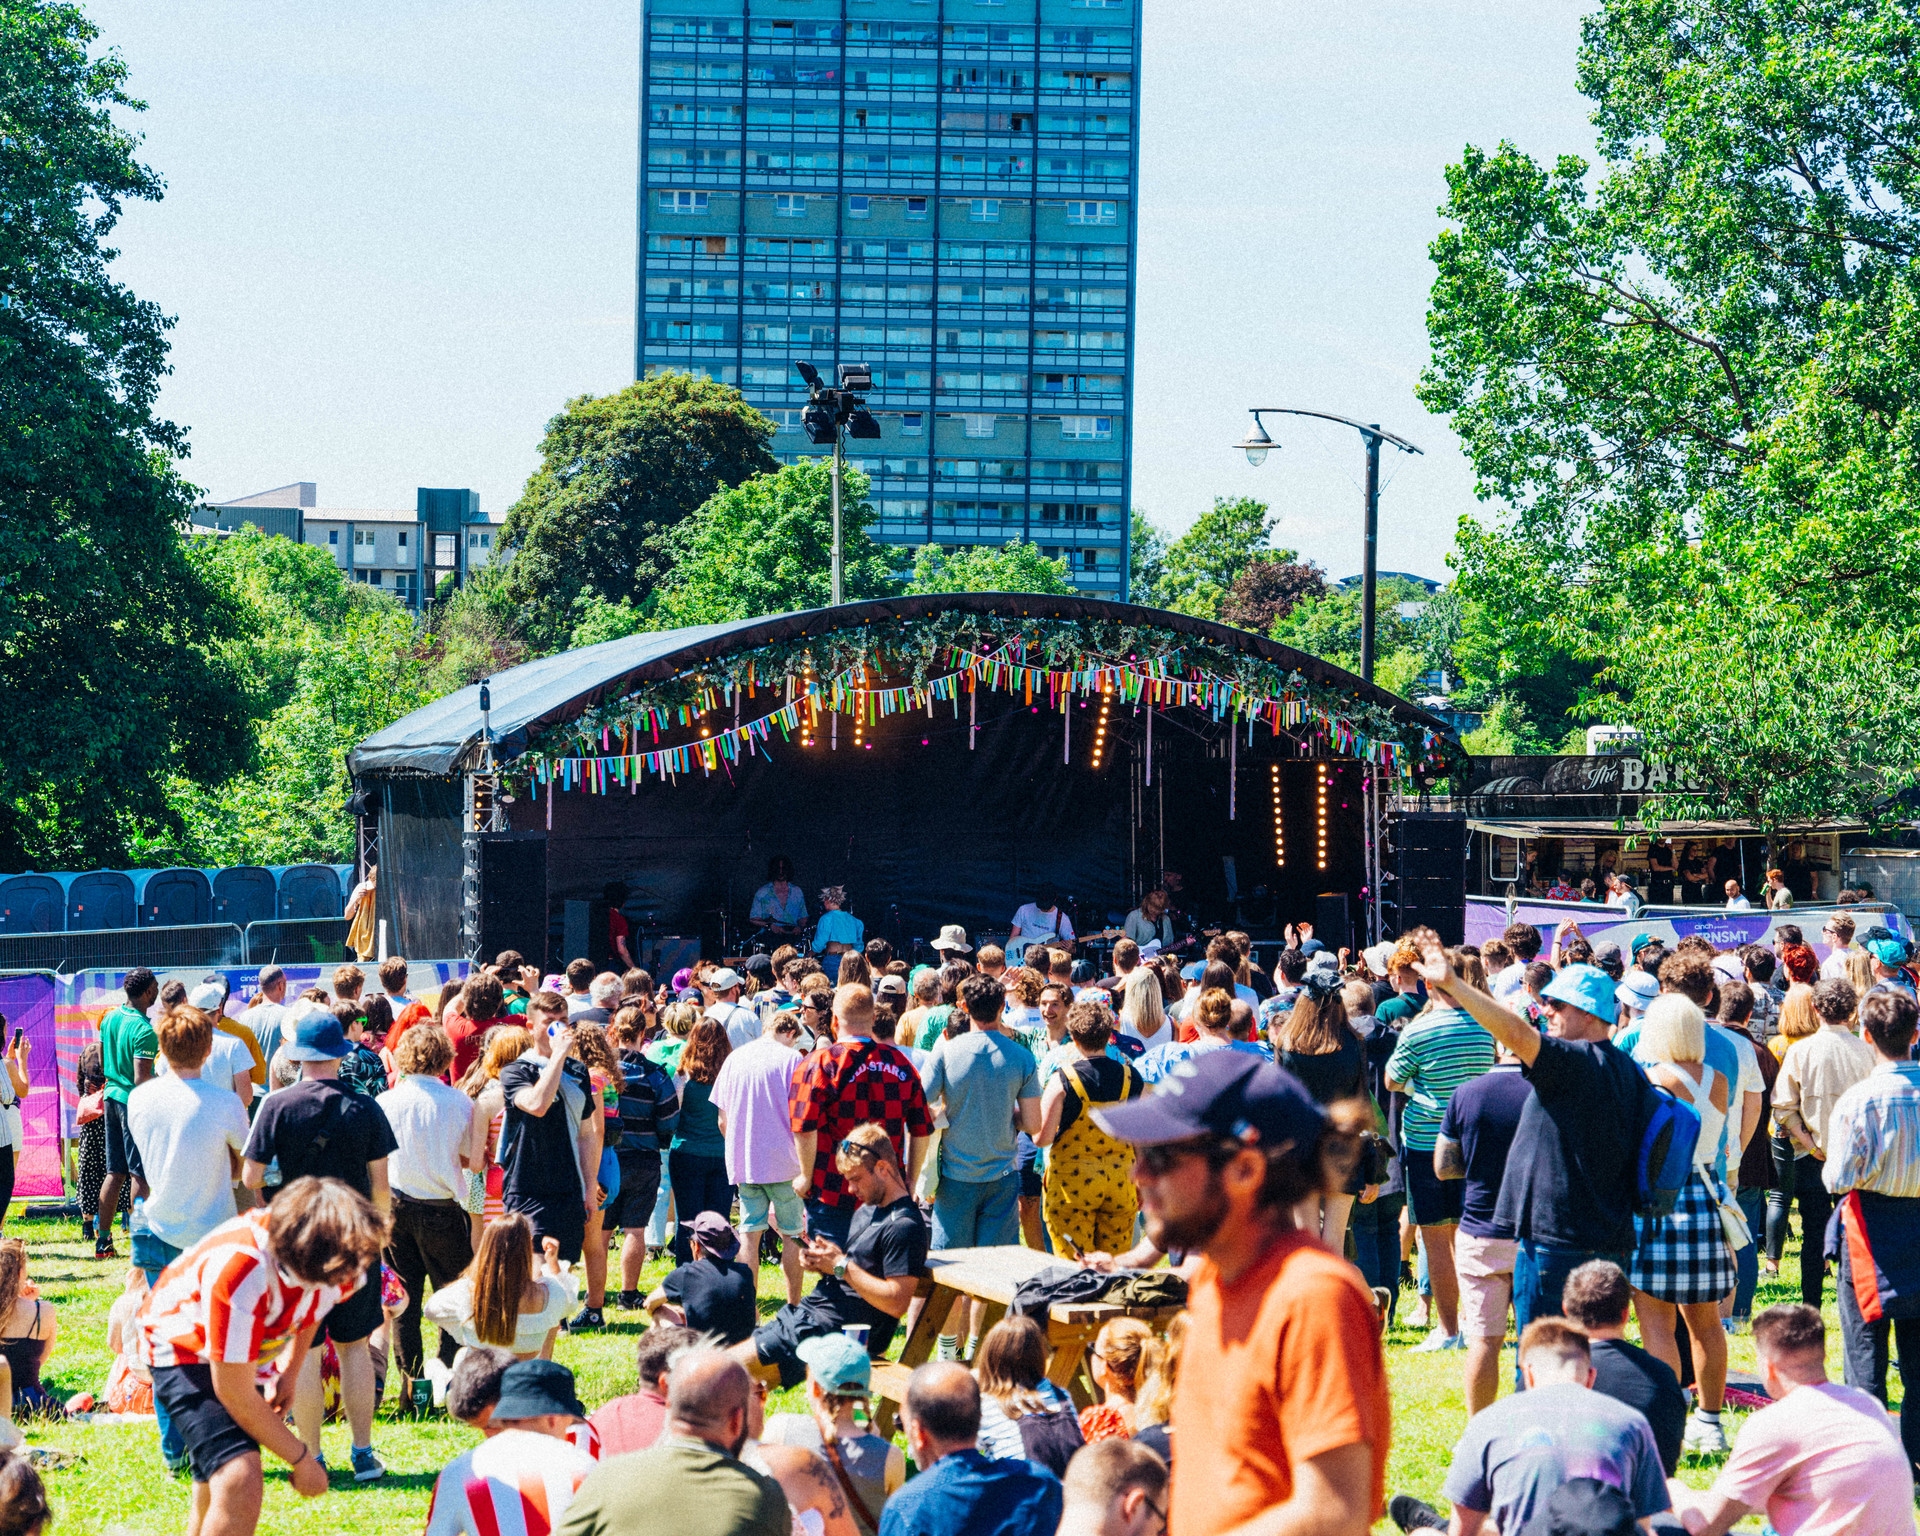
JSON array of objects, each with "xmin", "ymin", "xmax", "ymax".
[
  {"xmin": 1539, "ymin": 963, "xmax": 1619, "ymax": 1026},
  {"xmin": 930, "ymin": 925, "xmax": 972, "ymax": 954},
  {"xmin": 1615, "ymin": 970, "xmax": 1659, "ymax": 1015}
]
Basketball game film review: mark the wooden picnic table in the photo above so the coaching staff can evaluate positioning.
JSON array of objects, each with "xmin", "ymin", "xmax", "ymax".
[{"xmin": 868, "ymin": 1245, "xmax": 1185, "ymax": 1437}]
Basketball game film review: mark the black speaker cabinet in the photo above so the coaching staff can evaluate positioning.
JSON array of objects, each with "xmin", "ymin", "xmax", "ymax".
[
  {"xmin": 1314, "ymin": 891, "xmax": 1351, "ymax": 952},
  {"xmin": 1388, "ymin": 811, "xmax": 1467, "ymax": 945},
  {"xmin": 477, "ymin": 833, "xmax": 548, "ymax": 969}
]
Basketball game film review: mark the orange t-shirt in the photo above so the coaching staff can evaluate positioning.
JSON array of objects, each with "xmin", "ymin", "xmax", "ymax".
[{"xmin": 1169, "ymin": 1229, "xmax": 1389, "ymax": 1536}]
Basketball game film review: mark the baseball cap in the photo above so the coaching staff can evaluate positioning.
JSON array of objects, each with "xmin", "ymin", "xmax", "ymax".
[
  {"xmin": 1614, "ymin": 970, "xmax": 1659, "ymax": 1014},
  {"xmin": 796, "ymin": 1332, "xmax": 873, "ymax": 1392},
  {"xmin": 1626, "ymin": 932, "xmax": 1659, "ymax": 958},
  {"xmin": 492, "ymin": 1359, "xmax": 586, "ymax": 1422},
  {"xmin": 875, "ymin": 975, "xmax": 906, "ymax": 997},
  {"xmin": 706, "ymin": 967, "xmax": 744, "ymax": 991},
  {"xmin": 187, "ymin": 981, "xmax": 227, "ymax": 1013},
  {"xmin": 1179, "ymin": 962, "xmax": 1204, "ymax": 982},
  {"xmin": 1866, "ymin": 934, "xmax": 1911, "ymax": 966},
  {"xmin": 683, "ymin": 1209, "xmax": 740, "ymax": 1260},
  {"xmin": 1093, "ymin": 1048, "xmax": 1326, "ymax": 1151},
  {"xmin": 282, "ymin": 1008, "xmax": 350, "ymax": 1062},
  {"xmin": 1539, "ymin": 963, "xmax": 1619, "ymax": 1026}
]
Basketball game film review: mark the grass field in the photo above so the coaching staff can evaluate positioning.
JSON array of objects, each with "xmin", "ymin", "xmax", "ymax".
[{"xmin": 9, "ymin": 1215, "xmax": 1870, "ymax": 1533}]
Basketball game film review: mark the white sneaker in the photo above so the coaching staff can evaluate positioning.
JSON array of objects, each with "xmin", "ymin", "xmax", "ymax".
[
  {"xmin": 1683, "ymin": 1414, "xmax": 1728, "ymax": 1454},
  {"xmin": 1409, "ymin": 1326, "xmax": 1462, "ymax": 1353}
]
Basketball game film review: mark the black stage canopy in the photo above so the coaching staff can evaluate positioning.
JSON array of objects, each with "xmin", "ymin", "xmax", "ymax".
[{"xmin": 349, "ymin": 595, "xmax": 1454, "ymax": 966}]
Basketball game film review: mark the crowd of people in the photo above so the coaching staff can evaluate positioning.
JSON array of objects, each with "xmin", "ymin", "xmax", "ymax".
[{"xmin": 5, "ymin": 901, "xmax": 1916, "ymax": 1536}]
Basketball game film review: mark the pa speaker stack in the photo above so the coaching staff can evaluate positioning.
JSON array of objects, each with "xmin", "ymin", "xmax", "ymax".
[
  {"xmin": 475, "ymin": 833, "xmax": 548, "ymax": 968},
  {"xmin": 1386, "ymin": 811, "xmax": 1467, "ymax": 944}
]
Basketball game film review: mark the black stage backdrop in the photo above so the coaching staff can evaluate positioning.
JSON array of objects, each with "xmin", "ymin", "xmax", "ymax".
[{"xmin": 497, "ymin": 690, "xmax": 1368, "ymax": 963}]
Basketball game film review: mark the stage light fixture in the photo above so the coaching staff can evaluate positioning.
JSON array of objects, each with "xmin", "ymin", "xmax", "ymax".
[
  {"xmin": 1317, "ymin": 772, "xmax": 1329, "ymax": 870},
  {"xmin": 1271, "ymin": 763, "xmax": 1284, "ymax": 867}
]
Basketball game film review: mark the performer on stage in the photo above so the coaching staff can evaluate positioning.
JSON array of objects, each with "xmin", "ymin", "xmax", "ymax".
[
  {"xmin": 1010, "ymin": 884, "xmax": 1074, "ymax": 962},
  {"xmin": 811, "ymin": 887, "xmax": 865, "ymax": 961},
  {"xmin": 749, "ymin": 856, "xmax": 808, "ymax": 940},
  {"xmin": 1123, "ymin": 888, "xmax": 1176, "ymax": 953}
]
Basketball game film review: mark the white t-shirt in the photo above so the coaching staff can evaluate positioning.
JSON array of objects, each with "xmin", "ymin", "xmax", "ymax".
[
  {"xmin": 1491, "ymin": 963, "xmax": 1529, "ymax": 1002},
  {"xmin": 1712, "ymin": 1023, "xmax": 1765, "ymax": 1167},
  {"xmin": 377, "ymin": 1075, "xmax": 473, "ymax": 1203},
  {"xmin": 424, "ymin": 1271, "xmax": 580, "ymax": 1356},
  {"xmin": 1820, "ymin": 949, "xmax": 1853, "ymax": 981},
  {"xmin": 424, "ymin": 1428, "xmax": 596, "ymax": 1536},
  {"xmin": 1010, "ymin": 904, "xmax": 1074, "ymax": 952},
  {"xmin": 1727, "ymin": 895, "xmax": 1753, "ymax": 911},
  {"xmin": 708, "ymin": 1000, "xmax": 762, "ymax": 1051},
  {"xmin": 126, "ymin": 1073, "xmax": 249, "ymax": 1250},
  {"xmin": 156, "ymin": 1031, "xmax": 249, "ymax": 1097}
]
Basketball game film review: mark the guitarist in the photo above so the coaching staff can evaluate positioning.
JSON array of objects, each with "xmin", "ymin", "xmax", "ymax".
[{"xmin": 1009, "ymin": 884, "xmax": 1075, "ymax": 964}]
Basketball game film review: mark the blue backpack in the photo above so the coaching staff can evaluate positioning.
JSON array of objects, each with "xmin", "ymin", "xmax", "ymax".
[{"xmin": 1635, "ymin": 1086, "xmax": 1703, "ymax": 1217}]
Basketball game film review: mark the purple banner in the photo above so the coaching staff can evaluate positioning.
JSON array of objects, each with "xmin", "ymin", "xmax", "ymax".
[
  {"xmin": 1465, "ymin": 897, "xmax": 1909, "ymax": 961},
  {"xmin": 0, "ymin": 975, "xmax": 64, "ymax": 1200}
]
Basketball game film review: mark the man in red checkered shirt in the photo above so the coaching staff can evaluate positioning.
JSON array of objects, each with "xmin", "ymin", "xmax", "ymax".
[
  {"xmin": 138, "ymin": 1177, "xmax": 390, "ymax": 1536},
  {"xmin": 788, "ymin": 983, "xmax": 933, "ymax": 1247}
]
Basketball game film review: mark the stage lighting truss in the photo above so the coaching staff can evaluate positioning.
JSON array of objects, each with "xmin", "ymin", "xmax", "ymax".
[
  {"xmin": 1317, "ymin": 769, "xmax": 1330, "ymax": 870},
  {"xmin": 1271, "ymin": 763, "xmax": 1284, "ymax": 868},
  {"xmin": 1091, "ymin": 685, "xmax": 1112, "ymax": 769}
]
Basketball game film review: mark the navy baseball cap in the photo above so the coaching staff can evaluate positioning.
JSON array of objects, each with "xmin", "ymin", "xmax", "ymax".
[{"xmin": 1093, "ymin": 1048, "xmax": 1326, "ymax": 1151}]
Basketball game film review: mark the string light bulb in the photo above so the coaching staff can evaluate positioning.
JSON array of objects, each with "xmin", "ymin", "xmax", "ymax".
[
  {"xmin": 1091, "ymin": 685, "xmax": 1112, "ymax": 769},
  {"xmin": 1317, "ymin": 770, "xmax": 1330, "ymax": 870},
  {"xmin": 1271, "ymin": 763, "xmax": 1284, "ymax": 867}
]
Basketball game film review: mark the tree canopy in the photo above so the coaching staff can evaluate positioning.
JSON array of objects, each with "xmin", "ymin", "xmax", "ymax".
[
  {"xmin": 903, "ymin": 539, "xmax": 1074, "ymax": 596},
  {"xmin": 1146, "ymin": 496, "xmax": 1284, "ymax": 619},
  {"xmin": 1419, "ymin": 0, "xmax": 1920, "ymax": 816},
  {"xmin": 0, "ymin": 1, "xmax": 254, "ymax": 868},
  {"xmin": 497, "ymin": 375, "xmax": 779, "ymax": 650}
]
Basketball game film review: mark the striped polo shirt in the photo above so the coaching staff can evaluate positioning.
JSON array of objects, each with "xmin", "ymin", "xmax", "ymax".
[{"xmin": 1385, "ymin": 1006, "xmax": 1496, "ymax": 1150}]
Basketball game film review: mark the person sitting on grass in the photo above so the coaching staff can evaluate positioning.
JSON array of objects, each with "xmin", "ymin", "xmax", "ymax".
[
  {"xmin": 138, "ymin": 1176, "xmax": 389, "ymax": 1536},
  {"xmin": 645, "ymin": 1210, "xmax": 758, "ymax": 1345},
  {"xmin": 1388, "ymin": 1319, "xmax": 1669, "ymax": 1535},
  {"xmin": 426, "ymin": 1359, "xmax": 597, "ymax": 1536},
  {"xmin": 0, "ymin": 1242, "xmax": 58, "ymax": 1438},
  {"xmin": 0, "ymin": 1452, "xmax": 49, "ymax": 1536},
  {"xmin": 974, "ymin": 1316, "xmax": 1084, "ymax": 1477},
  {"xmin": 1057, "ymin": 1438, "xmax": 1168, "ymax": 1536},
  {"xmin": 425, "ymin": 1214, "xmax": 578, "ymax": 1361},
  {"xmin": 761, "ymin": 1331, "xmax": 907, "ymax": 1520},
  {"xmin": 1077, "ymin": 1317, "xmax": 1151, "ymax": 1444},
  {"xmin": 444, "ymin": 1345, "xmax": 515, "ymax": 1434},
  {"xmin": 1667, "ymin": 1303, "xmax": 1915, "ymax": 1536},
  {"xmin": 587, "ymin": 1323, "xmax": 699, "ymax": 1459}
]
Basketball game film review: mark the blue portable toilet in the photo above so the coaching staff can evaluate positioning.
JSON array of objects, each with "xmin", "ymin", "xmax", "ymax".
[
  {"xmin": 67, "ymin": 870, "xmax": 137, "ymax": 931},
  {"xmin": 279, "ymin": 865, "xmax": 345, "ymax": 919},
  {"xmin": 211, "ymin": 867, "xmax": 278, "ymax": 928},
  {"xmin": 0, "ymin": 875, "xmax": 66, "ymax": 935},
  {"xmin": 138, "ymin": 868, "xmax": 214, "ymax": 927}
]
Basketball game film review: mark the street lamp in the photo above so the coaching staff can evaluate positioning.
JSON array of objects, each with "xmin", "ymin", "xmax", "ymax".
[
  {"xmin": 797, "ymin": 361, "xmax": 881, "ymax": 606},
  {"xmin": 1233, "ymin": 407, "xmax": 1423, "ymax": 684}
]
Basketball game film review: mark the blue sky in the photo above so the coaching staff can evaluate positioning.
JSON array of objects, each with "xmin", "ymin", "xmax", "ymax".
[{"xmin": 93, "ymin": 0, "xmax": 1595, "ymax": 580}]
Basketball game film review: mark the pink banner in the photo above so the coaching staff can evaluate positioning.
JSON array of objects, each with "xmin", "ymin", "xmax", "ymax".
[{"xmin": 0, "ymin": 976, "xmax": 62, "ymax": 1200}]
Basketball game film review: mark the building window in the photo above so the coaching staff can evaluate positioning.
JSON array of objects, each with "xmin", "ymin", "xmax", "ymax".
[
  {"xmin": 1060, "ymin": 415, "xmax": 1112, "ymax": 439},
  {"xmin": 1065, "ymin": 200, "xmax": 1119, "ymax": 226},
  {"xmin": 326, "ymin": 530, "xmax": 339, "ymax": 545},
  {"xmin": 775, "ymin": 193, "xmax": 807, "ymax": 218},
  {"xmin": 397, "ymin": 530, "xmax": 408, "ymax": 549},
  {"xmin": 658, "ymin": 191, "xmax": 710, "ymax": 214},
  {"xmin": 906, "ymin": 196, "xmax": 928, "ymax": 219},
  {"xmin": 963, "ymin": 414, "xmax": 997, "ymax": 438},
  {"xmin": 769, "ymin": 408, "xmax": 805, "ymax": 434},
  {"xmin": 970, "ymin": 198, "xmax": 1000, "ymax": 222},
  {"xmin": 394, "ymin": 572, "xmax": 412, "ymax": 598},
  {"xmin": 434, "ymin": 534, "xmax": 456, "ymax": 565},
  {"xmin": 848, "ymin": 195, "xmax": 870, "ymax": 219},
  {"xmin": 901, "ymin": 413, "xmax": 925, "ymax": 436}
]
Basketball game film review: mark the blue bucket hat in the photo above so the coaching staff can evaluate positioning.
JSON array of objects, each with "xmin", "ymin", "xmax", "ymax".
[{"xmin": 1539, "ymin": 963, "xmax": 1619, "ymax": 1026}]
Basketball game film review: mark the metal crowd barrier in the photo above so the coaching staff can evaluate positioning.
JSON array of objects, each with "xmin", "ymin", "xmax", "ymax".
[
  {"xmin": 0, "ymin": 923, "xmax": 245, "ymax": 974},
  {"xmin": 242, "ymin": 918, "xmax": 351, "ymax": 966}
]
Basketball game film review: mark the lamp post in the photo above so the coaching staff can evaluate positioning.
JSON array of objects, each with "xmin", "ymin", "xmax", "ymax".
[
  {"xmin": 797, "ymin": 361, "xmax": 882, "ymax": 606},
  {"xmin": 1234, "ymin": 408, "xmax": 1423, "ymax": 684}
]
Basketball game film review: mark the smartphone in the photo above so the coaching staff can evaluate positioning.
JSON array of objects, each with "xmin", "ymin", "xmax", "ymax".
[
  {"xmin": 7, "ymin": 1030, "xmax": 19, "ymax": 1050},
  {"xmin": 1057, "ymin": 1231, "xmax": 1084, "ymax": 1260}
]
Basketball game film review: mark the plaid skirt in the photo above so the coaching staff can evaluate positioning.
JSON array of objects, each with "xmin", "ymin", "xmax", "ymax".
[{"xmin": 1630, "ymin": 1168, "xmax": 1737, "ymax": 1304}]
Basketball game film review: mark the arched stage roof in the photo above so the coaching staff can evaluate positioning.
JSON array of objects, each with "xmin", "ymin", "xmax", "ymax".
[{"xmin": 349, "ymin": 593, "xmax": 1453, "ymax": 780}]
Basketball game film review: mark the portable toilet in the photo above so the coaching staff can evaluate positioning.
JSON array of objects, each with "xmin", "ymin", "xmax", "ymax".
[
  {"xmin": 0, "ymin": 875, "xmax": 66, "ymax": 935},
  {"xmin": 137, "ymin": 868, "xmax": 214, "ymax": 927},
  {"xmin": 67, "ymin": 870, "xmax": 137, "ymax": 931},
  {"xmin": 279, "ymin": 865, "xmax": 345, "ymax": 918},
  {"xmin": 211, "ymin": 867, "xmax": 278, "ymax": 928}
]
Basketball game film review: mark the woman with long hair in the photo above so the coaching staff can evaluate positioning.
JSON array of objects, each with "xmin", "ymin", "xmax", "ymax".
[
  {"xmin": 571, "ymin": 1021, "xmax": 626, "ymax": 1329},
  {"xmin": 647, "ymin": 1001, "xmax": 701, "ymax": 1076},
  {"xmin": 1131, "ymin": 1312, "xmax": 1186, "ymax": 1463},
  {"xmin": 463, "ymin": 1025, "xmax": 534, "ymax": 1245},
  {"xmin": 1270, "ymin": 975, "xmax": 1368, "ymax": 1255},
  {"xmin": 1627, "ymin": 995, "xmax": 1735, "ymax": 1455},
  {"xmin": 75, "ymin": 1043, "xmax": 127, "ymax": 1252},
  {"xmin": 423, "ymin": 1212, "xmax": 575, "ymax": 1360},
  {"xmin": 973, "ymin": 1316, "xmax": 1083, "ymax": 1477},
  {"xmin": 1117, "ymin": 966, "xmax": 1170, "ymax": 1052},
  {"xmin": 668, "ymin": 1020, "xmax": 734, "ymax": 1264},
  {"xmin": 0, "ymin": 1242, "xmax": 57, "ymax": 1427},
  {"xmin": 1762, "ymin": 983, "xmax": 1821, "ymax": 1280},
  {"xmin": 1078, "ymin": 1316, "xmax": 1152, "ymax": 1443}
]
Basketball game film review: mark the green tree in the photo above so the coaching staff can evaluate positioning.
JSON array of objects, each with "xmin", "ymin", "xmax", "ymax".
[
  {"xmin": 649, "ymin": 459, "xmax": 896, "ymax": 628},
  {"xmin": 1155, "ymin": 497, "xmax": 1279, "ymax": 619},
  {"xmin": 1267, "ymin": 576, "xmax": 1431, "ymax": 669},
  {"xmin": 137, "ymin": 530, "xmax": 429, "ymax": 866},
  {"xmin": 422, "ymin": 566, "xmax": 529, "ymax": 693},
  {"xmin": 1218, "ymin": 555, "xmax": 1326, "ymax": 634},
  {"xmin": 498, "ymin": 374, "xmax": 778, "ymax": 648},
  {"xmin": 1129, "ymin": 509, "xmax": 1167, "ymax": 603},
  {"xmin": 904, "ymin": 540, "xmax": 1074, "ymax": 596},
  {"xmin": 0, "ymin": 2, "xmax": 254, "ymax": 867},
  {"xmin": 1418, "ymin": 0, "xmax": 1920, "ymax": 812}
]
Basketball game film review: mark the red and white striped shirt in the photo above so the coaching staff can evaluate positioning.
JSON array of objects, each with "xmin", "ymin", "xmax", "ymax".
[
  {"xmin": 424, "ymin": 1429, "xmax": 596, "ymax": 1536},
  {"xmin": 137, "ymin": 1210, "xmax": 353, "ymax": 1378}
]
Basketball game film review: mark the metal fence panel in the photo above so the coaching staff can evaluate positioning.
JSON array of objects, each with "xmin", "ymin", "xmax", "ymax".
[
  {"xmin": 243, "ymin": 918, "xmax": 351, "ymax": 967},
  {"xmin": 0, "ymin": 924, "xmax": 245, "ymax": 974}
]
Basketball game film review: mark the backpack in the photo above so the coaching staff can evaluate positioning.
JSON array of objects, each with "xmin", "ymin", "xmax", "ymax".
[{"xmin": 1634, "ymin": 1085, "xmax": 1702, "ymax": 1217}]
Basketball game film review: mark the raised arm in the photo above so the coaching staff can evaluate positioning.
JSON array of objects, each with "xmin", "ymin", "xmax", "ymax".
[{"xmin": 1415, "ymin": 942, "xmax": 1540, "ymax": 1067}]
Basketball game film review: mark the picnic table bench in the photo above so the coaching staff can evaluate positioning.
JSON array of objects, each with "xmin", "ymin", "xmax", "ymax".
[{"xmin": 868, "ymin": 1245, "xmax": 1185, "ymax": 1436}]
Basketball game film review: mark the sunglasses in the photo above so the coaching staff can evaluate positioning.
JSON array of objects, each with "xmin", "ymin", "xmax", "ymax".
[
  {"xmin": 837, "ymin": 1137, "xmax": 881, "ymax": 1162},
  {"xmin": 1135, "ymin": 1138, "xmax": 1235, "ymax": 1177}
]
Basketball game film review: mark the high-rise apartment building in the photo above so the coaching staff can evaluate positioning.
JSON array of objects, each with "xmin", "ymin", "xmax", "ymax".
[{"xmin": 636, "ymin": 0, "xmax": 1139, "ymax": 595}]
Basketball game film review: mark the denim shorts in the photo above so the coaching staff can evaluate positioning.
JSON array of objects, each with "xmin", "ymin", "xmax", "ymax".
[
  {"xmin": 738, "ymin": 1179, "xmax": 807, "ymax": 1237},
  {"xmin": 932, "ymin": 1172, "xmax": 1021, "ymax": 1249}
]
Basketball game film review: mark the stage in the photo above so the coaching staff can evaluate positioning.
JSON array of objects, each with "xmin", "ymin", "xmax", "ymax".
[{"xmin": 349, "ymin": 595, "xmax": 1455, "ymax": 968}]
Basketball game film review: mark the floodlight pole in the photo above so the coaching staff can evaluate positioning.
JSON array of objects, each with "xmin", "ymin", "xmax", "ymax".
[{"xmin": 831, "ymin": 425, "xmax": 844, "ymax": 607}]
